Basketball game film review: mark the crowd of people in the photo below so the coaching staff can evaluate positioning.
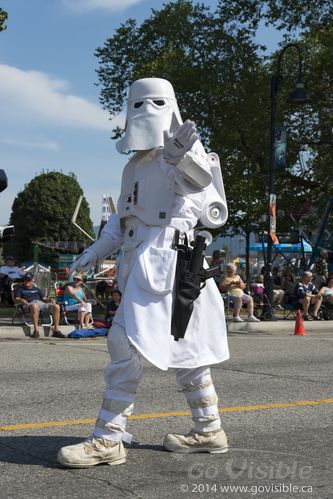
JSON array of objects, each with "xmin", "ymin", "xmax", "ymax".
[
  {"xmin": 210, "ymin": 249, "xmax": 333, "ymax": 321},
  {"xmin": 1, "ymin": 248, "xmax": 332, "ymax": 329},
  {"xmin": 0, "ymin": 254, "xmax": 123, "ymax": 337}
]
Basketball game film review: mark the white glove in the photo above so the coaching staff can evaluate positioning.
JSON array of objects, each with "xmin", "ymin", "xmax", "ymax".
[
  {"xmin": 69, "ymin": 233, "xmax": 117, "ymax": 274},
  {"xmin": 163, "ymin": 119, "xmax": 199, "ymax": 163},
  {"xmin": 69, "ymin": 249, "xmax": 97, "ymax": 274}
]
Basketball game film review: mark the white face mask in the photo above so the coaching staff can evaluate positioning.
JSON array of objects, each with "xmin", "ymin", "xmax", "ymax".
[{"xmin": 116, "ymin": 78, "xmax": 182, "ymax": 154}]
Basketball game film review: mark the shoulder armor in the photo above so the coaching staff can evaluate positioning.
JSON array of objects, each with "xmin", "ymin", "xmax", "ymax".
[
  {"xmin": 199, "ymin": 153, "xmax": 228, "ymax": 228},
  {"xmin": 171, "ymin": 140, "xmax": 212, "ymax": 189}
]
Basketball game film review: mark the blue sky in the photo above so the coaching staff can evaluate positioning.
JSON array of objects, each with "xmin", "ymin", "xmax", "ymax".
[{"xmin": 0, "ymin": 0, "xmax": 282, "ymax": 227}]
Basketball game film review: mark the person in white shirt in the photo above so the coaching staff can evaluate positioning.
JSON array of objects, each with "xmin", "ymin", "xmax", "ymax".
[
  {"xmin": 0, "ymin": 255, "xmax": 25, "ymax": 304},
  {"xmin": 0, "ymin": 255, "xmax": 25, "ymax": 280}
]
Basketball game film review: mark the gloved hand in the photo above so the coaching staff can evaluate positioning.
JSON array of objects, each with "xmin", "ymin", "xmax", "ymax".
[
  {"xmin": 163, "ymin": 119, "xmax": 199, "ymax": 163},
  {"xmin": 69, "ymin": 233, "xmax": 117, "ymax": 275},
  {"xmin": 69, "ymin": 249, "xmax": 97, "ymax": 274}
]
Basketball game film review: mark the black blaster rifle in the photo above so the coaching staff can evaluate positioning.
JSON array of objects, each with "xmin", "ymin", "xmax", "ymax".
[{"xmin": 171, "ymin": 232, "xmax": 221, "ymax": 341}]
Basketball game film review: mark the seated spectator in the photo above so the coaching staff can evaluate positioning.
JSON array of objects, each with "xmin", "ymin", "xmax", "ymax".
[
  {"xmin": 14, "ymin": 272, "xmax": 65, "ymax": 338},
  {"xmin": 219, "ymin": 263, "xmax": 259, "ymax": 322},
  {"xmin": 281, "ymin": 265, "xmax": 296, "ymax": 303},
  {"xmin": 319, "ymin": 277, "xmax": 333, "ymax": 305},
  {"xmin": 258, "ymin": 266, "xmax": 266, "ymax": 277},
  {"xmin": 63, "ymin": 273, "xmax": 92, "ymax": 329},
  {"xmin": 272, "ymin": 266, "xmax": 285, "ymax": 309},
  {"xmin": 295, "ymin": 271, "xmax": 323, "ymax": 321},
  {"xmin": 257, "ymin": 266, "xmax": 268, "ymax": 292},
  {"xmin": 312, "ymin": 250, "xmax": 328, "ymax": 289},
  {"xmin": 259, "ymin": 266, "xmax": 285, "ymax": 309},
  {"xmin": 250, "ymin": 275, "xmax": 265, "ymax": 306},
  {"xmin": 0, "ymin": 255, "xmax": 25, "ymax": 304},
  {"xmin": 105, "ymin": 289, "xmax": 122, "ymax": 328},
  {"xmin": 209, "ymin": 250, "xmax": 224, "ymax": 287}
]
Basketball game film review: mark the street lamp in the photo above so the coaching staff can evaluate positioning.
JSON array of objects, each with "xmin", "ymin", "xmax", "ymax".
[{"xmin": 264, "ymin": 43, "xmax": 312, "ymax": 320}]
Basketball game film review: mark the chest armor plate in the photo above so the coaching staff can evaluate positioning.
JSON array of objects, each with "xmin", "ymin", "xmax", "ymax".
[{"xmin": 119, "ymin": 150, "xmax": 175, "ymax": 227}]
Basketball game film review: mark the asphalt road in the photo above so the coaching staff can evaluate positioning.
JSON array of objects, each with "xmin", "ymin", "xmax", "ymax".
[{"xmin": 0, "ymin": 328, "xmax": 332, "ymax": 499}]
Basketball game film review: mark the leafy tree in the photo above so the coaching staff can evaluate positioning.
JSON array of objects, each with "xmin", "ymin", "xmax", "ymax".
[
  {"xmin": 0, "ymin": 8, "xmax": 8, "ymax": 32},
  {"xmin": 220, "ymin": 0, "xmax": 333, "ymax": 229},
  {"xmin": 95, "ymin": 0, "xmax": 332, "ymax": 238},
  {"xmin": 4, "ymin": 172, "xmax": 94, "ymax": 265},
  {"xmin": 95, "ymin": 0, "xmax": 270, "ymax": 234},
  {"xmin": 219, "ymin": 0, "xmax": 332, "ymax": 33},
  {"xmin": 292, "ymin": 27, "xmax": 333, "ymax": 212}
]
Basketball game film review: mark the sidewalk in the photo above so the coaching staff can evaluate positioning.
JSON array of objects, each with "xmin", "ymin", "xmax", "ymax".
[
  {"xmin": 0, "ymin": 317, "xmax": 332, "ymax": 340},
  {"xmin": 0, "ymin": 319, "xmax": 79, "ymax": 340},
  {"xmin": 227, "ymin": 317, "xmax": 333, "ymax": 334}
]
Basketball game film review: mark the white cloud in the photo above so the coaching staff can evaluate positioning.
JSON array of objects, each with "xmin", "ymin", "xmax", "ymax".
[
  {"xmin": 0, "ymin": 64, "xmax": 118, "ymax": 131},
  {"xmin": 1, "ymin": 138, "xmax": 60, "ymax": 152},
  {"xmin": 63, "ymin": 0, "xmax": 144, "ymax": 12}
]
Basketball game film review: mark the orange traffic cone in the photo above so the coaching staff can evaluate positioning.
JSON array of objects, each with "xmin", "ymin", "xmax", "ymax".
[{"xmin": 294, "ymin": 310, "xmax": 307, "ymax": 336}]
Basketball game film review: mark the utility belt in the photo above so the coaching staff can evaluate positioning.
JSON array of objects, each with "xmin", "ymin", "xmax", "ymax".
[{"xmin": 122, "ymin": 217, "xmax": 191, "ymax": 251}]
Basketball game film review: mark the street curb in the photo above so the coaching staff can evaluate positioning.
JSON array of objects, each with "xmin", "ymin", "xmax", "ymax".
[
  {"xmin": 0, "ymin": 323, "xmax": 82, "ymax": 339},
  {"xmin": 227, "ymin": 319, "xmax": 333, "ymax": 334},
  {"xmin": 0, "ymin": 318, "xmax": 332, "ymax": 339}
]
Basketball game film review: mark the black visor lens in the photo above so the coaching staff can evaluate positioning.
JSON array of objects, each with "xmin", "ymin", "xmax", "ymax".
[{"xmin": 153, "ymin": 100, "xmax": 165, "ymax": 106}]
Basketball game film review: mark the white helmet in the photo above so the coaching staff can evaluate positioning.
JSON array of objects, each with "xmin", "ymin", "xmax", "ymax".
[{"xmin": 116, "ymin": 78, "xmax": 183, "ymax": 153}]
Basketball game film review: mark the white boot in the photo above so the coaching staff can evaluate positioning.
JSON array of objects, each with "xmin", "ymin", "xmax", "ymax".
[
  {"xmin": 163, "ymin": 427, "xmax": 229, "ymax": 454},
  {"xmin": 57, "ymin": 435, "xmax": 127, "ymax": 468}
]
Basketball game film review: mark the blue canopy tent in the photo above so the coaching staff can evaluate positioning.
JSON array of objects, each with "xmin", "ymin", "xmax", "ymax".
[
  {"xmin": 249, "ymin": 242, "xmax": 312, "ymax": 253},
  {"xmin": 250, "ymin": 240, "xmax": 313, "ymax": 270}
]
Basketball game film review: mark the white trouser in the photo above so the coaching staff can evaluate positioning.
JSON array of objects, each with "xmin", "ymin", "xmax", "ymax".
[
  {"xmin": 65, "ymin": 302, "xmax": 92, "ymax": 316},
  {"xmin": 93, "ymin": 323, "xmax": 221, "ymax": 442}
]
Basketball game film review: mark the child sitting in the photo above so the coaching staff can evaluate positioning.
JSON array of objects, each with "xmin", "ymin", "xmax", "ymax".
[{"xmin": 105, "ymin": 289, "xmax": 122, "ymax": 328}]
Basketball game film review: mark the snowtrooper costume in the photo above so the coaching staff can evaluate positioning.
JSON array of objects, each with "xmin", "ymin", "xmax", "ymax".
[{"xmin": 57, "ymin": 78, "xmax": 230, "ymax": 467}]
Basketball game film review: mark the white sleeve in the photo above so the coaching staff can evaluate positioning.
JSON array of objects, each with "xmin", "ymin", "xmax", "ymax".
[
  {"xmin": 70, "ymin": 213, "xmax": 124, "ymax": 273},
  {"xmin": 90, "ymin": 213, "xmax": 124, "ymax": 263},
  {"xmin": 165, "ymin": 140, "xmax": 212, "ymax": 189},
  {"xmin": 100, "ymin": 212, "xmax": 124, "ymax": 248}
]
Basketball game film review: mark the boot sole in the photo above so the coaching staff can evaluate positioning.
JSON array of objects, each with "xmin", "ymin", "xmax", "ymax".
[
  {"xmin": 58, "ymin": 455, "xmax": 127, "ymax": 468},
  {"xmin": 164, "ymin": 445, "xmax": 229, "ymax": 454}
]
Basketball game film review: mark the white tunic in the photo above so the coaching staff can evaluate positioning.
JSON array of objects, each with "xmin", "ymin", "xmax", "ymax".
[{"xmin": 102, "ymin": 148, "xmax": 229, "ymax": 371}]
